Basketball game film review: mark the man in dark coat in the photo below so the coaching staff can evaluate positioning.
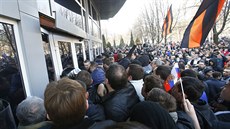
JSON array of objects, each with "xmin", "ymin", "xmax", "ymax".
[
  {"xmin": 205, "ymin": 71, "xmax": 226, "ymax": 103},
  {"xmin": 101, "ymin": 64, "xmax": 140, "ymax": 122}
]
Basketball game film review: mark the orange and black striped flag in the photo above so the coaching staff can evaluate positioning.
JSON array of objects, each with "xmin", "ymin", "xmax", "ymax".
[
  {"xmin": 181, "ymin": 0, "xmax": 226, "ymax": 48},
  {"xmin": 162, "ymin": 5, "xmax": 173, "ymax": 36}
]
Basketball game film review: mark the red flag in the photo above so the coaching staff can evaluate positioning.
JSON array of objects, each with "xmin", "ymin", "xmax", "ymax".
[
  {"xmin": 162, "ymin": 5, "xmax": 173, "ymax": 36},
  {"xmin": 181, "ymin": 0, "xmax": 226, "ymax": 48}
]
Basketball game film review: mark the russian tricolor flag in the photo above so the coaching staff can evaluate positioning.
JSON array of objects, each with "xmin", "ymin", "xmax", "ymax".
[{"xmin": 164, "ymin": 63, "xmax": 180, "ymax": 92}]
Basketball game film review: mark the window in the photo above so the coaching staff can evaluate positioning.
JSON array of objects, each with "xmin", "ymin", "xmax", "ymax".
[
  {"xmin": 42, "ymin": 33, "xmax": 55, "ymax": 81},
  {"xmin": 56, "ymin": 3, "xmax": 83, "ymax": 29},
  {"xmin": 0, "ymin": 22, "xmax": 25, "ymax": 122},
  {"xmin": 88, "ymin": 17, "xmax": 92, "ymax": 35},
  {"xmin": 75, "ymin": 43, "xmax": 84, "ymax": 68},
  {"xmin": 88, "ymin": 0, "xmax": 92, "ymax": 16},
  {"xmin": 58, "ymin": 41, "xmax": 74, "ymax": 69},
  {"xmin": 92, "ymin": 6, "xmax": 97, "ymax": 21},
  {"xmin": 93, "ymin": 21, "xmax": 99, "ymax": 38}
]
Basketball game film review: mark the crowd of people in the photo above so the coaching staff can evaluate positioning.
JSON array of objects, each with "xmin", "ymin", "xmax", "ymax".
[{"xmin": 4, "ymin": 40, "xmax": 230, "ymax": 129}]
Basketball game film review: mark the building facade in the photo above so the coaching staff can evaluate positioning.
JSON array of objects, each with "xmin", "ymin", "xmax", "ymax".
[{"xmin": 0, "ymin": 0, "xmax": 126, "ymax": 106}]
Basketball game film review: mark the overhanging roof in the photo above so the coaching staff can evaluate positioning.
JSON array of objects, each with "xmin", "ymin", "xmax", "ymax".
[
  {"xmin": 54, "ymin": 0, "xmax": 126, "ymax": 20},
  {"xmin": 92, "ymin": 0, "xmax": 126, "ymax": 19}
]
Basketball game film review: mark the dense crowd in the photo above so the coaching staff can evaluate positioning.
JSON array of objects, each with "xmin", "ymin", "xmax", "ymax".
[{"xmin": 2, "ymin": 40, "xmax": 230, "ymax": 129}]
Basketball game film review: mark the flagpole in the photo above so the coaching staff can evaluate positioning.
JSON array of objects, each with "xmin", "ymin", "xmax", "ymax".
[
  {"xmin": 179, "ymin": 78, "xmax": 185, "ymax": 102},
  {"xmin": 164, "ymin": 33, "xmax": 167, "ymax": 45}
]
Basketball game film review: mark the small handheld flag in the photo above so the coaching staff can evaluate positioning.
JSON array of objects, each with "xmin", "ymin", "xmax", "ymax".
[{"xmin": 164, "ymin": 63, "xmax": 180, "ymax": 92}]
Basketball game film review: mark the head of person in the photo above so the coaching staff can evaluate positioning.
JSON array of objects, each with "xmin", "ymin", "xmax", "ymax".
[
  {"xmin": 155, "ymin": 65, "xmax": 171, "ymax": 81},
  {"xmin": 119, "ymin": 58, "xmax": 131, "ymax": 69},
  {"xmin": 147, "ymin": 88, "xmax": 177, "ymax": 112},
  {"xmin": 103, "ymin": 57, "xmax": 112, "ymax": 71},
  {"xmin": 127, "ymin": 64, "xmax": 144, "ymax": 81},
  {"xmin": 204, "ymin": 68, "xmax": 213, "ymax": 78},
  {"xmin": 198, "ymin": 60, "xmax": 206, "ymax": 70},
  {"xmin": 142, "ymin": 74, "xmax": 163, "ymax": 98},
  {"xmin": 83, "ymin": 60, "xmax": 91, "ymax": 71},
  {"xmin": 117, "ymin": 53, "xmax": 123, "ymax": 61},
  {"xmin": 137, "ymin": 55, "xmax": 150, "ymax": 67},
  {"xmin": 131, "ymin": 59, "xmax": 142, "ymax": 66},
  {"xmin": 223, "ymin": 68, "xmax": 230, "ymax": 77},
  {"xmin": 220, "ymin": 83, "xmax": 230, "ymax": 102},
  {"xmin": 181, "ymin": 69, "xmax": 197, "ymax": 78},
  {"xmin": 89, "ymin": 61, "xmax": 98, "ymax": 73},
  {"xmin": 106, "ymin": 121, "xmax": 150, "ymax": 129},
  {"xmin": 75, "ymin": 70, "xmax": 93, "ymax": 88},
  {"xmin": 95, "ymin": 59, "xmax": 103, "ymax": 68},
  {"xmin": 91, "ymin": 65, "xmax": 105, "ymax": 86},
  {"xmin": 44, "ymin": 78, "xmax": 87, "ymax": 128},
  {"xmin": 130, "ymin": 101, "xmax": 177, "ymax": 129},
  {"xmin": 212, "ymin": 71, "xmax": 222, "ymax": 80},
  {"xmin": 151, "ymin": 59, "xmax": 163, "ymax": 69},
  {"xmin": 209, "ymin": 59, "xmax": 216, "ymax": 67},
  {"xmin": 16, "ymin": 96, "xmax": 46, "ymax": 126},
  {"xmin": 60, "ymin": 67, "xmax": 75, "ymax": 79},
  {"xmin": 105, "ymin": 64, "xmax": 128, "ymax": 90},
  {"xmin": 109, "ymin": 56, "xmax": 115, "ymax": 63},
  {"xmin": 178, "ymin": 63, "xmax": 185, "ymax": 73},
  {"xmin": 170, "ymin": 77, "xmax": 205, "ymax": 104}
]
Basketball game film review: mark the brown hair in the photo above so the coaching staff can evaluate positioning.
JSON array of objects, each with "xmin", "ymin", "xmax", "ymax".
[
  {"xmin": 75, "ymin": 70, "xmax": 92, "ymax": 87},
  {"xmin": 44, "ymin": 78, "xmax": 87, "ymax": 127},
  {"xmin": 127, "ymin": 64, "xmax": 144, "ymax": 80},
  {"xmin": 147, "ymin": 88, "xmax": 177, "ymax": 112},
  {"xmin": 143, "ymin": 74, "xmax": 163, "ymax": 93},
  {"xmin": 212, "ymin": 71, "xmax": 222, "ymax": 79},
  {"xmin": 155, "ymin": 65, "xmax": 171, "ymax": 81}
]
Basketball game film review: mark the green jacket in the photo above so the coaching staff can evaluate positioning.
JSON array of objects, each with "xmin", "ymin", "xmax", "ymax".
[{"xmin": 18, "ymin": 121, "xmax": 53, "ymax": 129}]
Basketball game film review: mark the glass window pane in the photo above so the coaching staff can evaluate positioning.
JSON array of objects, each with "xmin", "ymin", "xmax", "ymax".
[
  {"xmin": 93, "ymin": 21, "xmax": 99, "ymax": 38},
  {"xmin": 42, "ymin": 33, "xmax": 55, "ymax": 81},
  {"xmin": 75, "ymin": 43, "xmax": 84, "ymax": 69},
  {"xmin": 88, "ymin": 17, "xmax": 92, "ymax": 35},
  {"xmin": 84, "ymin": 41, "xmax": 89, "ymax": 60},
  {"xmin": 83, "ymin": 11, "xmax": 86, "ymax": 31},
  {"xmin": 58, "ymin": 41, "xmax": 73, "ymax": 69},
  {"xmin": 56, "ymin": 3, "xmax": 83, "ymax": 29},
  {"xmin": 88, "ymin": 0, "xmax": 91, "ymax": 16},
  {"xmin": 92, "ymin": 6, "xmax": 97, "ymax": 21},
  {"xmin": 82, "ymin": 0, "xmax": 85, "ymax": 9},
  {"xmin": 0, "ymin": 22, "xmax": 25, "ymax": 124}
]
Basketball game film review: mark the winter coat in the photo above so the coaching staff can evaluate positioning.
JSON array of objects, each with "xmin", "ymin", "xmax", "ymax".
[
  {"xmin": 86, "ymin": 100, "xmax": 105, "ymax": 121},
  {"xmin": 193, "ymin": 100, "xmax": 218, "ymax": 129},
  {"xmin": 176, "ymin": 111, "xmax": 195, "ymax": 129},
  {"xmin": 101, "ymin": 83, "xmax": 140, "ymax": 122},
  {"xmin": 205, "ymin": 78, "xmax": 225, "ymax": 103},
  {"xmin": 51, "ymin": 118, "xmax": 115, "ymax": 129},
  {"xmin": 18, "ymin": 121, "xmax": 53, "ymax": 129}
]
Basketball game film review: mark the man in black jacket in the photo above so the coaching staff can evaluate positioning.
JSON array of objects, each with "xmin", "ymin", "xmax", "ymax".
[{"xmin": 101, "ymin": 64, "xmax": 140, "ymax": 122}]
